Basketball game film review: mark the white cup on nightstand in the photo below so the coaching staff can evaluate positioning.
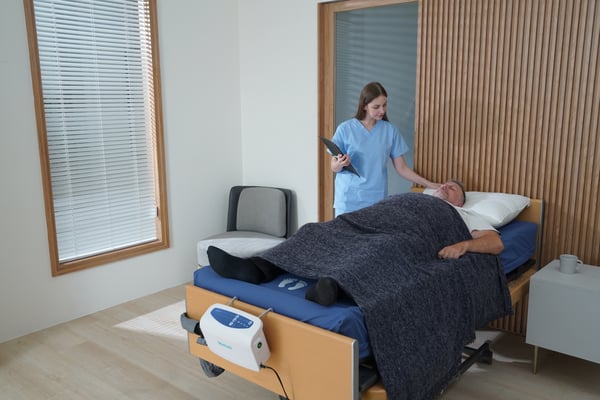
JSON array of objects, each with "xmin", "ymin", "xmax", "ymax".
[{"xmin": 559, "ymin": 254, "xmax": 582, "ymax": 274}]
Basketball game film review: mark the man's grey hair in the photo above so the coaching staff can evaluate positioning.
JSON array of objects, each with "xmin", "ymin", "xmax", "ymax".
[{"xmin": 449, "ymin": 179, "xmax": 466, "ymax": 206}]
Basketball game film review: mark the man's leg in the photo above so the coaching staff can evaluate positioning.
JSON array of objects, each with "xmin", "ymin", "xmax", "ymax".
[
  {"xmin": 305, "ymin": 277, "xmax": 339, "ymax": 306},
  {"xmin": 249, "ymin": 256, "xmax": 285, "ymax": 281},
  {"xmin": 206, "ymin": 246, "xmax": 283, "ymax": 284},
  {"xmin": 208, "ymin": 246, "xmax": 340, "ymax": 306},
  {"xmin": 207, "ymin": 246, "xmax": 263, "ymax": 283}
]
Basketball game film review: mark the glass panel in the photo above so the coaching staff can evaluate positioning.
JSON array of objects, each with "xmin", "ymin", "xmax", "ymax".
[{"xmin": 335, "ymin": 2, "xmax": 418, "ymax": 194}]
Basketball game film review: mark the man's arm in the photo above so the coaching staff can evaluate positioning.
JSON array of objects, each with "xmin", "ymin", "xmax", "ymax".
[{"xmin": 437, "ymin": 230, "xmax": 504, "ymax": 259}]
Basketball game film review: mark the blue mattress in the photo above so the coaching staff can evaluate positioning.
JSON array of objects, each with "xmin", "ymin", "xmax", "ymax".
[
  {"xmin": 194, "ymin": 219, "xmax": 536, "ymax": 361},
  {"xmin": 498, "ymin": 220, "xmax": 537, "ymax": 274}
]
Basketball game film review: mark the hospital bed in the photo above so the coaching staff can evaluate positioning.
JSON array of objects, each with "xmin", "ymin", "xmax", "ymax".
[{"xmin": 181, "ymin": 193, "xmax": 543, "ymax": 400}]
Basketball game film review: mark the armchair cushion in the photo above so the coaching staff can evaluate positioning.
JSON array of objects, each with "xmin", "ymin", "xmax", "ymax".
[
  {"xmin": 236, "ymin": 187, "xmax": 287, "ymax": 237},
  {"xmin": 197, "ymin": 231, "xmax": 285, "ymax": 267}
]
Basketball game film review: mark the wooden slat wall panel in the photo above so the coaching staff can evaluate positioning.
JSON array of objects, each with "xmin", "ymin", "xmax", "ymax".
[{"xmin": 415, "ymin": 0, "xmax": 600, "ymax": 266}]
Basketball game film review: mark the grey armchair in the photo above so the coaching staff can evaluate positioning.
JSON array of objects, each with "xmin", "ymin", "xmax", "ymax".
[{"xmin": 196, "ymin": 185, "xmax": 293, "ymax": 266}]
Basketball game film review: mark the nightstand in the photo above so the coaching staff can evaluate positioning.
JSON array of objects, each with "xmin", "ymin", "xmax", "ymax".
[{"xmin": 526, "ymin": 259, "xmax": 600, "ymax": 373}]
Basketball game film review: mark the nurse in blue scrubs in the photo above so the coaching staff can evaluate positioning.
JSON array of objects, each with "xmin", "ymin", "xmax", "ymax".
[{"xmin": 331, "ymin": 82, "xmax": 440, "ymax": 216}]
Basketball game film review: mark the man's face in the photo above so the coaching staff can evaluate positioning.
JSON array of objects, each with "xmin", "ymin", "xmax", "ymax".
[{"xmin": 432, "ymin": 181, "xmax": 465, "ymax": 207}]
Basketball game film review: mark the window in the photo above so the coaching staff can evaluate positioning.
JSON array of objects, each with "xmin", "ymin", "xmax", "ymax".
[{"xmin": 24, "ymin": 0, "xmax": 169, "ymax": 276}]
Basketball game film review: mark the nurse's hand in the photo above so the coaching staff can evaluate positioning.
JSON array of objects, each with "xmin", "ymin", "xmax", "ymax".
[
  {"xmin": 336, "ymin": 154, "xmax": 351, "ymax": 167},
  {"xmin": 331, "ymin": 154, "xmax": 351, "ymax": 173}
]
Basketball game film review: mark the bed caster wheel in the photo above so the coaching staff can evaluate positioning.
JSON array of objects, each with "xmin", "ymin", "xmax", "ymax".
[
  {"xmin": 480, "ymin": 347, "xmax": 493, "ymax": 365},
  {"xmin": 199, "ymin": 358, "xmax": 224, "ymax": 377},
  {"xmin": 478, "ymin": 340, "xmax": 493, "ymax": 365}
]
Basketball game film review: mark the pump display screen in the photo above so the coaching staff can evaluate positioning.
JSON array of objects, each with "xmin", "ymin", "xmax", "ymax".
[{"xmin": 210, "ymin": 307, "xmax": 254, "ymax": 329}]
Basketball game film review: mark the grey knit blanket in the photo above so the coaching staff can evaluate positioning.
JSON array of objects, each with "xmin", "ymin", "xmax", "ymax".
[{"xmin": 260, "ymin": 192, "xmax": 512, "ymax": 400}]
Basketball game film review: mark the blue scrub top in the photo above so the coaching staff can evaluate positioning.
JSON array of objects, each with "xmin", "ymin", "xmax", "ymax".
[{"xmin": 332, "ymin": 118, "xmax": 408, "ymax": 215}]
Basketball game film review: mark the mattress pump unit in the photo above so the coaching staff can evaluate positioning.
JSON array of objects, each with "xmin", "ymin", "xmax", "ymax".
[{"xmin": 199, "ymin": 302, "xmax": 271, "ymax": 371}]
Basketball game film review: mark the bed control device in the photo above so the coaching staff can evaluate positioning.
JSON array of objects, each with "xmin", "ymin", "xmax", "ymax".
[{"xmin": 199, "ymin": 303, "xmax": 270, "ymax": 371}]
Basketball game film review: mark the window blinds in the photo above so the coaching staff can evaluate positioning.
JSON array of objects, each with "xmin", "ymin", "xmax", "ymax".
[{"xmin": 33, "ymin": 0, "xmax": 158, "ymax": 262}]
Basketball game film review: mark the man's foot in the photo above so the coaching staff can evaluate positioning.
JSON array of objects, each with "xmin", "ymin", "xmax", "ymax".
[
  {"xmin": 206, "ymin": 246, "xmax": 263, "ymax": 284},
  {"xmin": 249, "ymin": 256, "xmax": 284, "ymax": 281},
  {"xmin": 305, "ymin": 277, "xmax": 339, "ymax": 306}
]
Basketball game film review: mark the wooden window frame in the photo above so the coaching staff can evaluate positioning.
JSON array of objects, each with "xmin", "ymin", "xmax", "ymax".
[{"xmin": 23, "ymin": 0, "xmax": 169, "ymax": 276}]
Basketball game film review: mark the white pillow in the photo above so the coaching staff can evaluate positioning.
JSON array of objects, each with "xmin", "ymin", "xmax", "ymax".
[
  {"xmin": 463, "ymin": 192, "xmax": 530, "ymax": 227},
  {"xmin": 422, "ymin": 188, "xmax": 530, "ymax": 227}
]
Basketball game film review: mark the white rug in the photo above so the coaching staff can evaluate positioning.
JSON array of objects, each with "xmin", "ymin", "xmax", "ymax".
[{"xmin": 115, "ymin": 300, "xmax": 187, "ymax": 341}]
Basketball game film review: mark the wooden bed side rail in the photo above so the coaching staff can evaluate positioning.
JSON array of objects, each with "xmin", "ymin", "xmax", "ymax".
[{"xmin": 185, "ymin": 284, "xmax": 360, "ymax": 400}]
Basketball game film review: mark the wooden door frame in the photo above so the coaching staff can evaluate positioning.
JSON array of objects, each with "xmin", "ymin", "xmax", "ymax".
[{"xmin": 317, "ymin": 0, "xmax": 419, "ymax": 221}]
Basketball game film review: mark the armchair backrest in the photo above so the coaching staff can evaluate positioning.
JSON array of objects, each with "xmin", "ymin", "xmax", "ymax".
[{"xmin": 226, "ymin": 186, "xmax": 292, "ymax": 238}]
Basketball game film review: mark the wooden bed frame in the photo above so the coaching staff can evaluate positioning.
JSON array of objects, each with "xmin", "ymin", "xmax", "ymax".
[{"xmin": 183, "ymin": 196, "xmax": 543, "ymax": 400}]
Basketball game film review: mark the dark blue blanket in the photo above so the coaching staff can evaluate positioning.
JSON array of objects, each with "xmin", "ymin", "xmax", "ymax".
[{"xmin": 260, "ymin": 193, "xmax": 512, "ymax": 400}]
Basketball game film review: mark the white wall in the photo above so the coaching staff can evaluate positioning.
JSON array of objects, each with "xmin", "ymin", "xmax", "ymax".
[
  {"xmin": 0, "ymin": 0, "xmax": 321, "ymax": 343},
  {"xmin": 238, "ymin": 1, "xmax": 320, "ymax": 223}
]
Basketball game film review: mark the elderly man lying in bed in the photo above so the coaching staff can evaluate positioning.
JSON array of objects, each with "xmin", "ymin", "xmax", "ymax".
[{"xmin": 207, "ymin": 180, "xmax": 503, "ymax": 306}]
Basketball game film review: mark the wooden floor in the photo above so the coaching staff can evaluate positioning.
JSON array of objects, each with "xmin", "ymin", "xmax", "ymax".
[{"xmin": 1, "ymin": 284, "xmax": 599, "ymax": 400}]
